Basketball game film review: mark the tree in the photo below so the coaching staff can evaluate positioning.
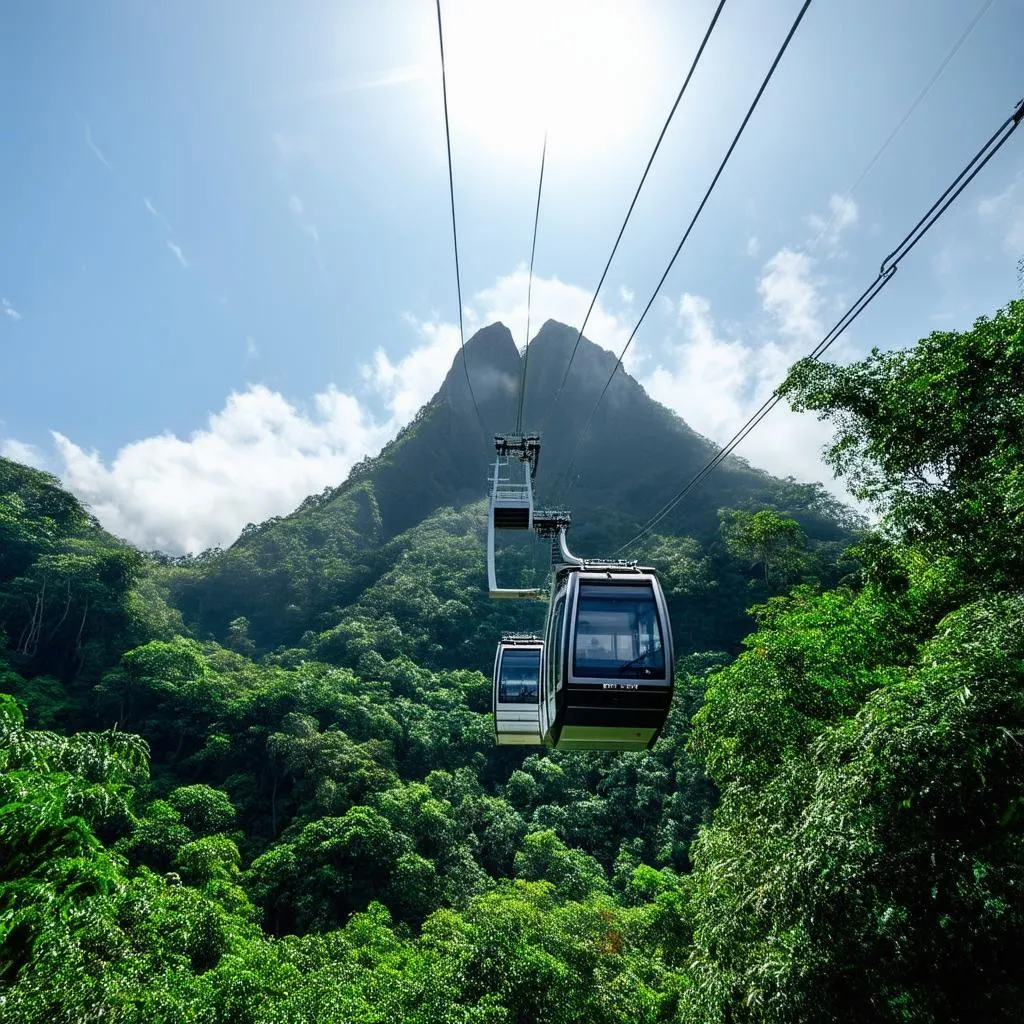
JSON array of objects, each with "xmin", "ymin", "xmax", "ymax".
[
  {"xmin": 683, "ymin": 594, "xmax": 1024, "ymax": 1023},
  {"xmin": 226, "ymin": 616, "xmax": 256, "ymax": 657},
  {"xmin": 515, "ymin": 830, "xmax": 610, "ymax": 903},
  {"xmin": 779, "ymin": 298, "xmax": 1024, "ymax": 588},
  {"xmin": 680, "ymin": 298, "xmax": 1024, "ymax": 1021},
  {"xmin": 720, "ymin": 508, "xmax": 807, "ymax": 585},
  {"xmin": 167, "ymin": 784, "xmax": 236, "ymax": 837}
]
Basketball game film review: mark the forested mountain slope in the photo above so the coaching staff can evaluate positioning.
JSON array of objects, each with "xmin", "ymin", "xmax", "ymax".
[
  {"xmin": 1, "ymin": 299, "xmax": 1021, "ymax": 1022},
  {"xmin": 167, "ymin": 321, "xmax": 858, "ymax": 655}
]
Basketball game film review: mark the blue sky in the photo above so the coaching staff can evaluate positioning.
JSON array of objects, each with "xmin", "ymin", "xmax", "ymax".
[{"xmin": 1, "ymin": 0, "xmax": 1022, "ymax": 552}]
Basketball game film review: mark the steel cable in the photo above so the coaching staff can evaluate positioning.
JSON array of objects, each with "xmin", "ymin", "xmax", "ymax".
[
  {"xmin": 540, "ymin": 0, "xmax": 730, "ymax": 433},
  {"xmin": 556, "ymin": 0, "xmax": 815, "ymax": 502},
  {"xmin": 516, "ymin": 133, "xmax": 548, "ymax": 435},
  {"xmin": 614, "ymin": 99, "xmax": 1024, "ymax": 554},
  {"xmin": 435, "ymin": 0, "xmax": 488, "ymax": 439}
]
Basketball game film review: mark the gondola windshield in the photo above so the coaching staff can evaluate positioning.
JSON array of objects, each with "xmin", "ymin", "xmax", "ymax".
[
  {"xmin": 498, "ymin": 647, "xmax": 541, "ymax": 703},
  {"xmin": 573, "ymin": 582, "xmax": 666, "ymax": 679}
]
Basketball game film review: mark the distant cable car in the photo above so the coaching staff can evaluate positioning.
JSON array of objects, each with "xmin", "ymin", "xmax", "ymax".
[
  {"xmin": 487, "ymin": 434, "xmax": 544, "ymax": 599},
  {"xmin": 538, "ymin": 535, "xmax": 674, "ymax": 750},
  {"xmin": 492, "ymin": 633, "xmax": 544, "ymax": 745}
]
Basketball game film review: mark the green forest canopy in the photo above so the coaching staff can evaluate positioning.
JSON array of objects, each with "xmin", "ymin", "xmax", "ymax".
[{"xmin": 0, "ymin": 298, "xmax": 1022, "ymax": 1022}]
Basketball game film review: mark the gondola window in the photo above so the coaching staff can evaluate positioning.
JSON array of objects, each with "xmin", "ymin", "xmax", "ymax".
[
  {"xmin": 573, "ymin": 583, "xmax": 666, "ymax": 678},
  {"xmin": 498, "ymin": 648, "xmax": 540, "ymax": 703}
]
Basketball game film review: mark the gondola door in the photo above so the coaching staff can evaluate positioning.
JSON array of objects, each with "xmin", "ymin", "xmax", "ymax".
[{"xmin": 541, "ymin": 584, "xmax": 568, "ymax": 747}]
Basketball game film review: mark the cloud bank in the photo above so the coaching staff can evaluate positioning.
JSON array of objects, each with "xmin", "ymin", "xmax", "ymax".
[
  {"xmin": 641, "ymin": 194, "xmax": 861, "ymax": 490},
  {"xmin": 52, "ymin": 386, "xmax": 389, "ymax": 554},
  {"xmin": 8, "ymin": 196, "xmax": 865, "ymax": 553}
]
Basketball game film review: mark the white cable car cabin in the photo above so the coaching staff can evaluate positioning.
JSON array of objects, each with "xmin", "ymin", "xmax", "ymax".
[
  {"xmin": 538, "ymin": 556, "xmax": 674, "ymax": 751},
  {"xmin": 487, "ymin": 434, "xmax": 543, "ymax": 599},
  {"xmin": 492, "ymin": 634, "xmax": 544, "ymax": 745}
]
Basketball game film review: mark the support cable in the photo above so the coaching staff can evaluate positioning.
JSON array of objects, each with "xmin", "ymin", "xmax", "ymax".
[
  {"xmin": 614, "ymin": 98, "xmax": 1024, "ymax": 555},
  {"xmin": 516, "ymin": 133, "xmax": 548, "ymax": 435},
  {"xmin": 806, "ymin": 0, "xmax": 996, "ymax": 252},
  {"xmin": 541, "ymin": 0, "xmax": 730, "ymax": 432},
  {"xmin": 435, "ymin": 0, "xmax": 488, "ymax": 438},
  {"xmin": 556, "ymin": 0, "xmax": 814, "ymax": 499}
]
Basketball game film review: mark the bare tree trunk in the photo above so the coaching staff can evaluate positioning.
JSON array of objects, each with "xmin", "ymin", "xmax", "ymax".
[
  {"xmin": 46, "ymin": 579, "xmax": 73, "ymax": 641},
  {"xmin": 74, "ymin": 600, "xmax": 89, "ymax": 654},
  {"xmin": 19, "ymin": 580, "xmax": 46, "ymax": 656}
]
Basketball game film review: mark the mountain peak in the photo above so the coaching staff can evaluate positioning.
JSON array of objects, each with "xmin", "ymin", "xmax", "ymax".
[
  {"xmin": 534, "ymin": 318, "xmax": 573, "ymax": 334},
  {"xmin": 464, "ymin": 320, "xmax": 514, "ymax": 353},
  {"xmin": 436, "ymin": 322, "xmax": 520, "ymax": 414}
]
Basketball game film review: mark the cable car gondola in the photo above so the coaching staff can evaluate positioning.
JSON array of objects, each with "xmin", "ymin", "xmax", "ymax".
[
  {"xmin": 492, "ymin": 633, "xmax": 544, "ymax": 745},
  {"xmin": 537, "ymin": 532, "xmax": 674, "ymax": 750},
  {"xmin": 487, "ymin": 434, "xmax": 544, "ymax": 599}
]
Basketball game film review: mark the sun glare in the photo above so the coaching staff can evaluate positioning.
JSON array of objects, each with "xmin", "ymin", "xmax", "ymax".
[{"xmin": 440, "ymin": 0, "xmax": 663, "ymax": 165}]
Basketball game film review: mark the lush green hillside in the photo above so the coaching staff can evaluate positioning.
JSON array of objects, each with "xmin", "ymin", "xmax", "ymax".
[
  {"xmin": 167, "ymin": 321, "xmax": 860, "ymax": 657},
  {"xmin": 1, "ymin": 300, "xmax": 1022, "ymax": 1022}
]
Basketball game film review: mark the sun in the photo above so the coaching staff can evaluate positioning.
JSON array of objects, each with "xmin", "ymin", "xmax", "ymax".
[{"xmin": 438, "ymin": 0, "xmax": 665, "ymax": 166}]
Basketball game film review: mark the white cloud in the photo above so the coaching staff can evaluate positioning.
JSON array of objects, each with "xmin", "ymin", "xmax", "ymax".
[
  {"xmin": 369, "ymin": 316, "xmax": 463, "ymax": 424},
  {"xmin": 143, "ymin": 197, "xmax": 174, "ymax": 233},
  {"xmin": 639, "ymin": 187, "xmax": 869, "ymax": 501},
  {"xmin": 301, "ymin": 64, "xmax": 427, "ymax": 100},
  {"xmin": 2, "ymin": 298, "xmax": 22, "ymax": 321},
  {"xmin": 1, "ymin": 439, "xmax": 45, "ymax": 468},
  {"xmin": 758, "ymin": 248, "xmax": 822, "ymax": 343},
  {"xmin": 40, "ymin": 249, "xmax": 858, "ymax": 557},
  {"xmin": 166, "ymin": 241, "xmax": 188, "ymax": 268},
  {"xmin": 246, "ymin": 336, "xmax": 258, "ymax": 358},
  {"xmin": 638, "ymin": 187, "xmax": 880, "ymax": 504},
  {"xmin": 645, "ymin": 295, "xmax": 750, "ymax": 441},
  {"xmin": 807, "ymin": 193, "xmax": 858, "ymax": 252},
  {"xmin": 84, "ymin": 124, "xmax": 111, "ymax": 169},
  {"xmin": 38, "ymin": 266, "xmax": 628, "ymax": 554},
  {"xmin": 619, "ymin": 285, "xmax": 634, "ymax": 304},
  {"xmin": 978, "ymin": 171, "xmax": 1024, "ymax": 253},
  {"xmin": 641, "ymin": 291, "xmax": 841, "ymax": 495},
  {"xmin": 471, "ymin": 266, "xmax": 633, "ymax": 359},
  {"xmin": 52, "ymin": 385, "xmax": 391, "ymax": 554},
  {"xmin": 366, "ymin": 269, "xmax": 637, "ymax": 430},
  {"xmin": 639, "ymin": 192, "xmax": 875, "ymax": 493},
  {"xmin": 287, "ymin": 194, "xmax": 319, "ymax": 244}
]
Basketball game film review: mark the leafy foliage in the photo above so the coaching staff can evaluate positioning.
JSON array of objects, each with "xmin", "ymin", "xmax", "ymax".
[
  {"xmin": 780, "ymin": 297, "xmax": 1024, "ymax": 589},
  {"xmin": 2, "ymin": 303, "xmax": 1022, "ymax": 1018}
]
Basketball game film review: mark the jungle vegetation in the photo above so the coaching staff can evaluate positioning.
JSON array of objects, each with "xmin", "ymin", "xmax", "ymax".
[{"xmin": 1, "ymin": 301, "xmax": 1021, "ymax": 1022}]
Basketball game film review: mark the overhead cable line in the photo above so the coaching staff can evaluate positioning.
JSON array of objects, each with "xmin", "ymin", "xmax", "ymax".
[
  {"xmin": 806, "ymin": 0, "xmax": 996, "ymax": 253},
  {"xmin": 541, "ymin": 0, "xmax": 729, "ymax": 432},
  {"xmin": 516, "ymin": 133, "xmax": 548, "ymax": 435},
  {"xmin": 556, "ymin": 0, "xmax": 814, "ymax": 499},
  {"xmin": 613, "ymin": 97, "xmax": 1024, "ymax": 556},
  {"xmin": 435, "ymin": 0, "xmax": 488, "ymax": 438}
]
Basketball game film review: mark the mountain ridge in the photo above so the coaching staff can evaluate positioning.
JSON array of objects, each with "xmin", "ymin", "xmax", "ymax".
[
  {"xmin": 160, "ymin": 320, "xmax": 856, "ymax": 656},
  {"xmin": 253, "ymin": 318, "xmax": 829, "ymax": 548}
]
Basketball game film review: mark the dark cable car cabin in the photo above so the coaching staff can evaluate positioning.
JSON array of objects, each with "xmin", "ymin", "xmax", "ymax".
[
  {"xmin": 539, "ymin": 565, "xmax": 674, "ymax": 751},
  {"xmin": 492, "ymin": 634, "xmax": 544, "ymax": 745}
]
